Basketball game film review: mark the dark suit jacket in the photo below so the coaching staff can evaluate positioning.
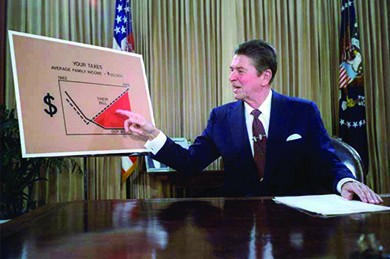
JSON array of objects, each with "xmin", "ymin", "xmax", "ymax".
[{"xmin": 152, "ymin": 90, "xmax": 355, "ymax": 197}]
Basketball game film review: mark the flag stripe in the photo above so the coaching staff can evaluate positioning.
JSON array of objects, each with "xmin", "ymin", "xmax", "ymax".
[{"xmin": 121, "ymin": 160, "xmax": 137, "ymax": 184}]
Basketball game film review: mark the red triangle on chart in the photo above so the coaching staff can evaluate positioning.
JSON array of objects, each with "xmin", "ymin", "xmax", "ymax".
[{"xmin": 94, "ymin": 93, "xmax": 131, "ymax": 129}]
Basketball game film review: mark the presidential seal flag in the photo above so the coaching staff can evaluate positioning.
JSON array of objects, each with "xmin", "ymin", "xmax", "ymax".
[
  {"xmin": 338, "ymin": 0, "xmax": 368, "ymax": 172},
  {"xmin": 113, "ymin": 0, "xmax": 138, "ymax": 183}
]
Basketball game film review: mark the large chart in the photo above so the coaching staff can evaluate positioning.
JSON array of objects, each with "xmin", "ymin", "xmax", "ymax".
[
  {"xmin": 9, "ymin": 31, "xmax": 154, "ymax": 158},
  {"xmin": 59, "ymin": 80, "xmax": 131, "ymax": 134}
]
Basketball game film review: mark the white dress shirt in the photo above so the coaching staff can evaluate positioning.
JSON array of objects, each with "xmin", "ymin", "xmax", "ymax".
[{"xmin": 244, "ymin": 90, "xmax": 272, "ymax": 156}]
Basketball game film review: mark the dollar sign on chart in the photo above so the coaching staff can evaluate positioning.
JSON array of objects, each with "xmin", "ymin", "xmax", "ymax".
[{"xmin": 43, "ymin": 93, "xmax": 58, "ymax": 117}]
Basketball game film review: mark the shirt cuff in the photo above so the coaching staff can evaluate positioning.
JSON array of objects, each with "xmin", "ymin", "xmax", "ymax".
[
  {"xmin": 144, "ymin": 131, "xmax": 167, "ymax": 155},
  {"xmin": 337, "ymin": 178, "xmax": 357, "ymax": 193}
]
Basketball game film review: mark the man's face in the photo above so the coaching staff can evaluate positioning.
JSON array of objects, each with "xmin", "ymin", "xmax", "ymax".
[{"xmin": 229, "ymin": 55, "xmax": 263, "ymax": 101}]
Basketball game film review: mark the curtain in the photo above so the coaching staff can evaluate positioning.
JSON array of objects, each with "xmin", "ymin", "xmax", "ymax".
[{"xmin": 5, "ymin": 0, "xmax": 390, "ymax": 200}]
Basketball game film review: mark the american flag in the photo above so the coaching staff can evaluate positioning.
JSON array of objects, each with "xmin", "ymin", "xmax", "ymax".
[
  {"xmin": 113, "ymin": 0, "xmax": 134, "ymax": 52},
  {"xmin": 113, "ymin": 0, "xmax": 137, "ymax": 184},
  {"xmin": 338, "ymin": 0, "xmax": 368, "ymax": 174}
]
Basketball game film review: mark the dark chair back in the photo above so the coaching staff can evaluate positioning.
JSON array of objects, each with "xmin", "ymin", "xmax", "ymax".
[{"xmin": 330, "ymin": 137, "xmax": 365, "ymax": 183}]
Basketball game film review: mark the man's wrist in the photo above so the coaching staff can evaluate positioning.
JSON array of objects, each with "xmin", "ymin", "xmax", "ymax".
[
  {"xmin": 147, "ymin": 128, "xmax": 161, "ymax": 140},
  {"xmin": 145, "ymin": 131, "xmax": 167, "ymax": 155},
  {"xmin": 337, "ymin": 178, "xmax": 357, "ymax": 193}
]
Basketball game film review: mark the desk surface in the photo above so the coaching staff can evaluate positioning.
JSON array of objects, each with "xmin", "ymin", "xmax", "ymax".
[{"xmin": 1, "ymin": 197, "xmax": 389, "ymax": 258}]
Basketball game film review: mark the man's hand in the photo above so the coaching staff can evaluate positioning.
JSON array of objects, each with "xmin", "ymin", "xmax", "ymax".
[
  {"xmin": 341, "ymin": 181, "xmax": 383, "ymax": 204},
  {"xmin": 116, "ymin": 109, "xmax": 160, "ymax": 140}
]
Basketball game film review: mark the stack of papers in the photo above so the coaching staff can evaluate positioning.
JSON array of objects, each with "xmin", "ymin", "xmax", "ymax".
[{"xmin": 273, "ymin": 194, "xmax": 390, "ymax": 216}]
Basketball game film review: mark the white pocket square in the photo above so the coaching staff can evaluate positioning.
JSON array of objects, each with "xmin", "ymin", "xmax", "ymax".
[{"xmin": 286, "ymin": 134, "xmax": 302, "ymax": 141}]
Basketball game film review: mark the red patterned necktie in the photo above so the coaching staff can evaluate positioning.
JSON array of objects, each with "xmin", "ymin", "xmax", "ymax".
[{"xmin": 251, "ymin": 109, "xmax": 267, "ymax": 181}]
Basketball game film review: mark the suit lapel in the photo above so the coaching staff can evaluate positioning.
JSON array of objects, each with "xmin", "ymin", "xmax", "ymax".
[
  {"xmin": 228, "ymin": 101, "xmax": 253, "ymax": 157},
  {"xmin": 266, "ymin": 91, "xmax": 292, "ymax": 173},
  {"xmin": 268, "ymin": 91, "xmax": 289, "ymax": 142}
]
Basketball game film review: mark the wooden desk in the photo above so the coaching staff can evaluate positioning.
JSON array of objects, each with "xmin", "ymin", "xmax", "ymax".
[{"xmin": 1, "ymin": 197, "xmax": 389, "ymax": 258}]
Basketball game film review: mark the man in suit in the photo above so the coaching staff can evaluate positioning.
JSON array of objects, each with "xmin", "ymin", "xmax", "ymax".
[{"xmin": 116, "ymin": 39, "xmax": 382, "ymax": 204}]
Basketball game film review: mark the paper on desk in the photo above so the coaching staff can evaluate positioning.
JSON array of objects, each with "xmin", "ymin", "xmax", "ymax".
[{"xmin": 273, "ymin": 194, "xmax": 390, "ymax": 216}]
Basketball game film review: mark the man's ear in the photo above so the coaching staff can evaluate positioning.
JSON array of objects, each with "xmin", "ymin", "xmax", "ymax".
[{"xmin": 260, "ymin": 69, "xmax": 273, "ymax": 85}]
